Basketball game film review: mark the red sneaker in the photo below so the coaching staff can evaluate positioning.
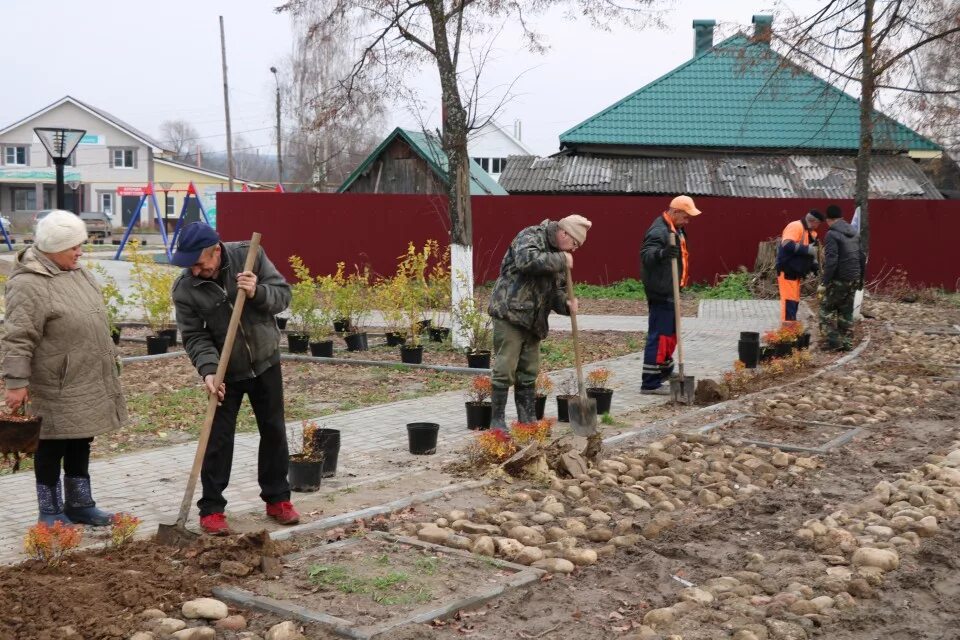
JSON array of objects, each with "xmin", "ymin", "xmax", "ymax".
[
  {"xmin": 200, "ymin": 512, "xmax": 230, "ymax": 536},
  {"xmin": 266, "ymin": 501, "xmax": 300, "ymax": 525}
]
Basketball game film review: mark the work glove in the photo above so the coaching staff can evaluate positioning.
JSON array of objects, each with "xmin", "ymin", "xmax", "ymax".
[
  {"xmin": 659, "ymin": 246, "xmax": 680, "ymax": 261},
  {"xmin": 817, "ymin": 284, "xmax": 826, "ymax": 299},
  {"xmin": 805, "ymin": 245, "xmax": 818, "ymax": 257}
]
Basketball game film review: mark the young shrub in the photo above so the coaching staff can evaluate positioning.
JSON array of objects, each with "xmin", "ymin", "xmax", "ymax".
[
  {"xmin": 24, "ymin": 521, "xmax": 83, "ymax": 566},
  {"xmin": 110, "ymin": 513, "xmax": 141, "ymax": 547},
  {"xmin": 586, "ymin": 367, "xmax": 612, "ymax": 390},
  {"xmin": 535, "ymin": 372, "xmax": 554, "ymax": 398},
  {"xmin": 465, "ymin": 375, "xmax": 493, "ymax": 404},
  {"xmin": 509, "ymin": 419, "xmax": 553, "ymax": 446}
]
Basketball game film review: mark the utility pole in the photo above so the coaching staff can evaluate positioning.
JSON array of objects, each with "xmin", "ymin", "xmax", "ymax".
[
  {"xmin": 220, "ymin": 15, "xmax": 235, "ymax": 191},
  {"xmin": 270, "ymin": 66, "xmax": 283, "ymax": 187}
]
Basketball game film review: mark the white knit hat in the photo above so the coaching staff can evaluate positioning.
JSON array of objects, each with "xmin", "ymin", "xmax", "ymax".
[{"xmin": 35, "ymin": 210, "xmax": 88, "ymax": 253}]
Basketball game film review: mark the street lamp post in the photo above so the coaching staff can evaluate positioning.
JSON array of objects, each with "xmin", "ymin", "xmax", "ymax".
[
  {"xmin": 269, "ymin": 66, "xmax": 283, "ymax": 188},
  {"xmin": 34, "ymin": 127, "xmax": 86, "ymax": 211},
  {"xmin": 66, "ymin": 180, "xmax": 81, "ymax": 215},
  {"xmin": 158, "ymin": 181, "xmax": 174, "ymax": 232}
]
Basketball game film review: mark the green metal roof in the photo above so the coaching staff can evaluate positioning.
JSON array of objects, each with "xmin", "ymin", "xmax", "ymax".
[
  {"xmin": 560, "ymin": 35, "xmax": 941, "ymax": 153},
  {"xmin": 338, "ymin": 127, "xmax": 508, "ymax": 195}
]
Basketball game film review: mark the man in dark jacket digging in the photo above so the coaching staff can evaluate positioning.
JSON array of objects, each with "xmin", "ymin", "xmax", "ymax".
[
  {"xmin": 639, "ymin": 195, "xmax": 702, "ymax": 394},
  {"xmin": 171, "ymin": 222, "xmax": 299, "ymax": 535},
  {"xmin": 819, "ymin": 204, "xmax": 866, "ymax": 351},
  {"xmin": 487, "ymin": 215, "xmax": 591, "ymax": 428}
]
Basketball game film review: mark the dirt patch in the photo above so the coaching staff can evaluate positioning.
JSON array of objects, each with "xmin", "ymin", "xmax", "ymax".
[
  {"xmin": 721, "ymin": 415, "xmax": 853, "ymax": 448},
  {"xmin": 0, "ymin": 541, "xmax": 214, "ymax": 640},
  {"xmin": 242, "ymin": 535, "xmax": 516, "ymax": 628}
]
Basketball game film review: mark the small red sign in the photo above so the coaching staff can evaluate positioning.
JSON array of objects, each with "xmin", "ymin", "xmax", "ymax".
[{"xmin": 116, "ymin": 186, "xmax": 145, "ymax": 196}]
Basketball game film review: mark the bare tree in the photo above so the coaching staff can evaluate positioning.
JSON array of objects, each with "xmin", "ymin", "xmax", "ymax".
[
  {"xmin": 280, "ymin": 0, "xmax": 386, "ymax": 192},
  {"xmin": 776, "ymin": 0, "xmax": 960, "ymax": 255},
  {"xmin": 159, "ymin": 119, "xmax": 204, "ymax": 162},
  {"xmin": 277, "ymin": 0, "xmax": 665, "ymax": 345}
]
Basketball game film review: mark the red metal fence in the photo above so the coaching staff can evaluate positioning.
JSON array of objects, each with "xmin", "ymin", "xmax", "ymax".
[{"xmin": 217, "ymin": 192, "xmax": 960, "ymax": 290}]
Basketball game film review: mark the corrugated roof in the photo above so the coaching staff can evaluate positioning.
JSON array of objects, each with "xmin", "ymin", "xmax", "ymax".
[
  {"xmin": 499, "ymin": 154, "xmax": 943, "ymax": 199},
  {"xmin": 560, "ymin": 35, "xmax": 941, "ymax": 153},
  {"xmin": 338, "ymin": 127, "xmax": 507, "ymax": 195}
]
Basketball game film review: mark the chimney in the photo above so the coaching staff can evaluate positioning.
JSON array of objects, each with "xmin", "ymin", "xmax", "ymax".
[
  {"xmin": 752, "ymin": 14, "xmax": 773, "ymax": 43},
  {"xmin": 693, "ymin": 19, "xmax": 716, "ymax": 56}
]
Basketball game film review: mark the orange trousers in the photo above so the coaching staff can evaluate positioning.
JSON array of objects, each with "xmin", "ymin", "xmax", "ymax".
[{"xmin": 778, "ymin": 274, "xmax": 801, "ymax": 322}]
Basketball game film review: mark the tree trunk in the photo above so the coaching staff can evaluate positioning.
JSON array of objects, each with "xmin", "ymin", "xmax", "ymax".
[
  {"xmin": 855, "ymin": 0, "xmax": 875, "ymax": 257},
  {"xmin": 428, "ymin": 0, "xmax": 474, "ymax": 348}
]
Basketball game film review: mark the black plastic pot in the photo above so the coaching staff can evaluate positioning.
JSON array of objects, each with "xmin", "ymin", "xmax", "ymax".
[
  {"xmin": 111, "ymin": 239, "xmax": 120, "ymax": 245},
  {"xmin": 773, "ymin": 342, "xmax": 794, "ymax": 357},
  {"xmin": 415, "ymin": 319, "xmax": 432, "ymax": 333},
  {"xmin": 111, "ymin": 328, "xmax": 121, "ymax": 346},
  {"xmin": 738, "ymin": 339, "xmax": 760, "ymax": 369},
  {"xmin": 798, "ymin": 332, "xmax": 811, "ymax": 349},
  {"xmin": 333, "ymin": 318, "xmax": 351, "ymax": 333},
  {"xmin": 276, "ymin": 317, "xmax": 288, "ymax": 330},
  {"xmin": 407, "ymin": 422, "xmax": 439, "ymax": 455},
  {"xmin": 344, "ymin": 332, "xmax": 368, "ymax": 352},
  {"xmin": 24, "ymin": 239, "xmax": 33, "ymax": 244},
  {"xmin": 310, "ymin": 340, "xmax": 334, "ymax": 357},
  {"xmin": 465, "ymin": 402, "xmax": 492, "ymax": 430},
  {"xmin": 288, "ymin": 333, "xmax": 310, "ymax": 353},
  {"xmin": 385, "ymin": 332, "xmax": 406, "ymax": 347},
  {"xmin": 556, "ymin": 395, "xmax": 574, "ymax": 422},
  {"xmin": 740, "ymin": 331, "xmax": 760, "ymax": 343},
  {"xmin": 146, "ymin": 335, "xmax": 170, "ymax": 355},
  {"xmin": 535, "ymin": 395, "xmax": 547, "ymax": 420},
  {"xmin": 587, "ymin": 388, "xmax": 613, "ymax": 415},
  {"xmin": 288, "ymin": 458, "xmax": 323, "ymax": 492},
  {"xmin": 400, "ymin": 345, "xmax": 424, "ymax": 364},
  {"xmin": 310, "ymin": 428, "xmax": 341, "ymax": 477},
  {"xmin": 158, "ymin": 327, "xmax": 178, "ymax": 347},
  {"xmin": 759, "ymin": 345, "xmax": 775, "ymax": 362},
  {"xmin": 466, "ymin": 350, "xmax": 491, "ymax": 369},
  {"xmin": 428, "ymin": 327, "xmax": 450, "ymax": 342}
]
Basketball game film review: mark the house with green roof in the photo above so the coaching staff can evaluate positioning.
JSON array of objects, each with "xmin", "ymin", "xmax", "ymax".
[
  {"xmin": 338, "ymin": 127, "xmax": 507, "ymax": 195},
  {"xmin": 500, "ymin": 16, "xmax": 944, "ymax": 199}
]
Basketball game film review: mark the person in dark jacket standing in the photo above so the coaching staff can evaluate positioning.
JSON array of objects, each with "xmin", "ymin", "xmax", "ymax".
[
  {"xmin": 776, "ymin": 209, "xmax": 823, "ymax": 322},
  {"xmin": 818, "ymin": 205, "xmax": 865, "ymax": 351},
  {"xmin": 639, "ymin": 195, "xmax": 702, "ymax": 394},
  {"xmin": 171, "ymin": 223, "xmax": 299, "ymax": 535},
  {"xmin": 487, "ymin": 215, "xmax": 591, "ymax": 428}
]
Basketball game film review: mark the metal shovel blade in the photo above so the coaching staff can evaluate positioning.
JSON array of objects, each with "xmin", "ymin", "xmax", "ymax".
[
  {"xmin": 669, "ymin": 375, "xmax": 696, "ymax": 405},
  {"xmin": 155, "ymin": 522, "xmax": 199, "ymax": 547},
  {"xmin": 568, "ymin": 394, "xmax": 599, "ymax": 437}
]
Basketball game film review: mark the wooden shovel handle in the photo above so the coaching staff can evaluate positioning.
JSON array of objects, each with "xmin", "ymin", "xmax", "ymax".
[
  {"xmin": 175, "ymin": 233, "xmax": 262, "ymax": 526},
  {"xmin": 564, "ymin": 262, "xmax": 586, "ymax": 399},
  {"xmin": 668, "ymin": 235, "xmax": 685, "ymax": 378}
]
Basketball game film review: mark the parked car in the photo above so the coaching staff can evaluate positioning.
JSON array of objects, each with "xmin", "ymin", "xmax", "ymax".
[
  {"xmin": 33, "ymin": 209, "xmax": 55, "ymax": 223},
  {"xmin": 79, "ymin": 212, "xmax": 113, "ymax": 238}
]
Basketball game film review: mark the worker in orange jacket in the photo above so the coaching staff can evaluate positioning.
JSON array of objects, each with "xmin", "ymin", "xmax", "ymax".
[{"xmin": 775, "ymin": 209, "xmax": 824, "ymax": 322}]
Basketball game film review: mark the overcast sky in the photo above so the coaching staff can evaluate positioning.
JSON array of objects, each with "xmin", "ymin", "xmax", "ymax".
[{"xmin": 1, "ymin": 0, "xmax": 825, "ymax": 158}]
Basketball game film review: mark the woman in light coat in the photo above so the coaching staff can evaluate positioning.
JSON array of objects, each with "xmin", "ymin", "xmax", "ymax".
[{"xmin": 3, "ymin": 210, "xmax": 127, "ymax": 525}]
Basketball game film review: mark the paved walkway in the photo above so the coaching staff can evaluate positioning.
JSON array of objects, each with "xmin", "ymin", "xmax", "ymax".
[{"xmin": 0, "ymin": 296, "xmax": 782, "ymax": 563}]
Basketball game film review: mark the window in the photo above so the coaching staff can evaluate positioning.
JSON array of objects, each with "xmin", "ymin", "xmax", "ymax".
[
  {"xmin": 100, "ymin": 193, "xmax": 113, "ymax": 215},
  {"xmin": 165, "ymin": 195, "xmax": 175, "ymax": 217},
  {"xmin": 476, "ymin": 157, "xmax": 490, "ymax": 172},
  {"xmin": 64, "ymin": 152, "xmax": 76, "ymax": 167},
  {"xmin": 112, "ymin": 148, "xmax": 135, "ymax": 168},
  {"xmin": 13, "ymin": 189, "xmax": 37, "ymax": 211},
  {"xmin": 490, "ymin": 158, "xmax": 507, "ymax": 174},
  {"xmin": 4, "ymin": 145, "xmax": 28, "ymax": 166}
]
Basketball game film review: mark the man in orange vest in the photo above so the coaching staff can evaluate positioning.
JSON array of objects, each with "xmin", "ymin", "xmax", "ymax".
[
  {"xmin": 776, "ymin": 209, "xmax": 823, "ymax": 322},
  {"xmin": 639, "ymin": 195, "xmax": 701, "ymax": 394}
]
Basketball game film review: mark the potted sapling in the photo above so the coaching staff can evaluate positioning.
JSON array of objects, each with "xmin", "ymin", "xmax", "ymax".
[
  {"xmin": 534, "ymin": 371, "xmax": 553, "ymax": 420},
  {"xmin": 336, "ymin": 264, "xmax": 372, "ymax": 352},
  {"xmin": 375, "ymin": 274, "xmax": 408, "ymax": 347},
  {"xmin": 399, "ymin": 270, "xmax": 426, "ymax": 364},
  {"xmin": 308, "ymin": 273, "xmax": 337, "ymax": 357},
  {"xmin": 288, "ymin": 420, "xmax": 324, "ymax": 492},
  {"xmin": 555, "ymin": 373, "xmax": 577, "ymax": 423},
  {"xmin": 287, "ymin": 255, "xmax": 318, "ymax": 354},
  {"xmin": 91, "ymin": 263, "xmax": 125, "ymax": 345},
  {"xmin": 425, "ymin": 241, "xmax": 451, "ymax": 342},
  {"xmin": 453, "ymin": 272, "xmax": 492, "ymax": 368},
  {"xmin": 464, "ymin": 375, "xmax": 493, "ymax": 430},
  {"xmin": 586, "ymin": 367, "xmax": 614, "ymax": 415},
  {"xmin": 129, "ymin": 241, "xmax": 177, "ymax": 355}
]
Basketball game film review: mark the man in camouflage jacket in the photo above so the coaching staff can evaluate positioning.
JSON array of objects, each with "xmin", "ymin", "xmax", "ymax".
[
  {"xmin": 818, "ymin": 204, "xmax": 865, "ymax": 351},
  {"xmin": 487, "ymin": 215, "xmax": 591, "ymax": 428}
]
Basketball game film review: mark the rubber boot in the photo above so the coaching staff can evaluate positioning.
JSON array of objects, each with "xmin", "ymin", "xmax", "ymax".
[
  {"xmin": 491, "ymin": 386, "xmax": 509, "ymax": 429},
  {"xmin": 514, "ymin": 384, "xmax": 538, "ymax": 424},
  {"xmin": 63, "ymin": 476, "xmax": 113, "ymax": 526},
  {"xmin": 36, "ymin": 481, "xmax": 73, "ymax": 526}
]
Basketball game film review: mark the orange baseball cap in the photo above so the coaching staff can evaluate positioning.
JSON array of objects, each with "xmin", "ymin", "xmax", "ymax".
[{"xmin": 669, "ymin": 195, "xmax": 702, "ymax": 216}]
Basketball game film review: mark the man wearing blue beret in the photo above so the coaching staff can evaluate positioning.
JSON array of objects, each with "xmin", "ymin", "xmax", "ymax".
[{"xmin": 171, "ymin": 223, "xmax": 298, "ymax": 535}]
